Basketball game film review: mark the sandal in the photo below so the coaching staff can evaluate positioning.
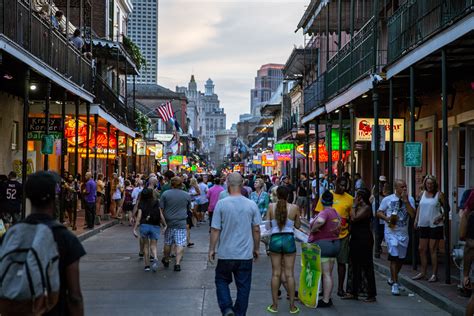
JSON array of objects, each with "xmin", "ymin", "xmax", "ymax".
[
  {"xmin": 266, "ymin": 304, "xmax": 278, "ymax": 313},
  {"xmin": 412, "ymin": 273, "xmax": 426, "ymax": 280},
  {"xmin": 341, "ymin": 293, "xmax": 357, "ymax": 300},
  {"xmin": 290, "ymin": 306, "xmax": 300, "ymax": 314},
  {"xmin": 428, "ymin": 275, "xmax": 438, "ymax": 283}
]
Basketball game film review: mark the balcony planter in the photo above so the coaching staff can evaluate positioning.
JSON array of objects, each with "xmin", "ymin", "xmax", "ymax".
[{"xmin": 122, "ymin": 35, "xmax": 146, "ymax": 71}]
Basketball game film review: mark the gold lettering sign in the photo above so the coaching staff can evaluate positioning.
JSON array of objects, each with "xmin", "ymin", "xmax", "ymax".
[{"xmin": 355, "ymin": 118, "xmax": 405, "ymax": 142}]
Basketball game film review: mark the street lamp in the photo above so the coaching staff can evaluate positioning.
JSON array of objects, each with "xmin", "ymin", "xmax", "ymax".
[{"xmin": 291, "ymin": 123, "xmax": 298, "ymax": 187}]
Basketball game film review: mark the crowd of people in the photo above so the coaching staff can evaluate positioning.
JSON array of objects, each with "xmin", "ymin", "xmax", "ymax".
[{"xmin": 0, "ymin": 167, "xmax": 473, "ymax": 316}]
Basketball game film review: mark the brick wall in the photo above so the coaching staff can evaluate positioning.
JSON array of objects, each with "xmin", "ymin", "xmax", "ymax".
[{"xmin": 92, "ymin": 0, "xmax": 106, "ymax": 39}]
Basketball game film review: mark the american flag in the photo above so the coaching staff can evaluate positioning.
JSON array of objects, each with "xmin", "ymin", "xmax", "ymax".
[{"xmin": 156, "ymin": 101, "xmax": 174, "ymax": 122}]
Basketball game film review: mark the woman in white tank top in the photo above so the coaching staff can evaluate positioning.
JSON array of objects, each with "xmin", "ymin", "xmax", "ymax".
[
  {"xmin": 265, "ymin": 186, "xmax": 301, "ymax": 314},
  {"xmin": 413, "ymin": 175, "xmax": 445, "ymax": 282}
]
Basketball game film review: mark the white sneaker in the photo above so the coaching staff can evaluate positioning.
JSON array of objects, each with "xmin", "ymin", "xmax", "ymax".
[
  {"xmin": 391, "ymin": 283, "xmax": 400, "ymax": 296},
  {"xmin": 151, "ymin": 260, "xmax": 158, "ymax": 272},
  {"xmin": 387, "ymin": 278, "xmax": 394, "ymax": 286}
]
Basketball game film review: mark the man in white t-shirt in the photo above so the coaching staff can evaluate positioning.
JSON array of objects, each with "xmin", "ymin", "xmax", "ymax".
[
  {"xmin": 209, "ymin": 172, "xmax": 261, "ymax": 316},
  {"xmin": 377, "ymin": 179, "xmax": 416, "ymax": 296}
]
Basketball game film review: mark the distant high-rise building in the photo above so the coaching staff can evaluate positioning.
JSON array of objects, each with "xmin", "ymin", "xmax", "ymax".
[
  {"xmin": 250, "ymin": 63, "xmax": 284, "ymax": 116},
  {"xmin": 128, "ymin": 0, "xmax": 158, "ymax": 84}
]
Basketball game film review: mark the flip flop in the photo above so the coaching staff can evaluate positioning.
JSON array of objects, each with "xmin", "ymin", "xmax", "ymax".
[
  {"xmin": 290, "ymin": 306, "xmax": 300, "ymax": 314},
  {"xmin": 266, "ymin": 305, "xmax": 278, "ymax": 313}
]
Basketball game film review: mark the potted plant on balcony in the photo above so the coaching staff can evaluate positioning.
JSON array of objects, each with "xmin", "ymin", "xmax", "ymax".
[
  {"xmin": 122, "ymin": 35, "xmax": 146, "ymax": 70},
  {"xmin": 135, "ymin": 110, "xmax": 151, "ymax": 136}
]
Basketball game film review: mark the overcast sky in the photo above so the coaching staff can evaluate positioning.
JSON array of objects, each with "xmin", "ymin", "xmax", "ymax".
[{"xmin": 158, "ymin": 0, "xmax": 307, "ymax": 128}]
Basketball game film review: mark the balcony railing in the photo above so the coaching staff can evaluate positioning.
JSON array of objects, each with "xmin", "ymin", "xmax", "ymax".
[
  {"xmin": 388, "ymin": 0, "xmax": 474, "ymax": 63},
  {"xmin": 326, "ymin": 17, "xmax": 381, "ymax": 100},
  {"xmin": 304, "ymin": 73, "xmax": 325, "ymax": 115},
  {"xmin": 276, "ymin": 113, "xmax": 298, "ymax": 140},
  {"xmin": 0, "ymin": 0, "xmax": 92, "ymax": 90},
  {"xmin": 94, "ymin": 75, "xmax": 135, "ymax": 130}
]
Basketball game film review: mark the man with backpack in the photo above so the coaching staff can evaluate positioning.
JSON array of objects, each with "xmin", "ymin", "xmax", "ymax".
[{"xmin": 0, "ymin": 171, "xmax": 85, "ymax": 316}]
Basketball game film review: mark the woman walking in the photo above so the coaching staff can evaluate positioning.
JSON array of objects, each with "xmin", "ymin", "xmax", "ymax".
[
  {"xmin": 266, "ymin": 186, "xmax": 301, "ymax": 314},
  {"xmin": 344, "ymin": 188, "xmax": 377, "ymax": 302},
  {"xmin": 308, "ymin": 190, "xmax": 341, "ymax": 308},
  {"xmin": 250, "ymin": 178, "xmax": 270, "ymax": 218},
  {"xmin": 123, "ymin": 180, "xmax": 134, "ymax": 225},
  {"xmin": 413, "ymin": 175, "xmax": 445, "ymax": 282},
  {"xmin": 133, "ymin": 188, "xmax": 166, "ymax": 272},
  {"xmin": 111, "ymin": 176, "xmax": 123, "ymax": 219}
]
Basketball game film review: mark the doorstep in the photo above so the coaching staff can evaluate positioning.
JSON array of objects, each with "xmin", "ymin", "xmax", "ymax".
[{"xmin": 300, "ymin": 218, "xmax": 468, "ymax": 316}]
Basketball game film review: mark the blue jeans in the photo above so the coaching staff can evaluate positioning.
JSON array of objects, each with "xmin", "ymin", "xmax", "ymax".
[{"xmin": 215, "ymin": 259, "xmax": 253, "ymax": 316}]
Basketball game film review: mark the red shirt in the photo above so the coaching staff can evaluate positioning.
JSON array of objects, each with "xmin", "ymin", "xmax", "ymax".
[{"xmin": 308, "ymin": 207, "xmax": 341, "ymax": 242}]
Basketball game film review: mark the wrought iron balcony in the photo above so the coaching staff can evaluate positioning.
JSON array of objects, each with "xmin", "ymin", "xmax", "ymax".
[
  {"xmin": 0, "ymin": 0, "xmax": 92, "ymax": 90},
  {"xmin": 304, "ymin": 73, "xmax": 325, "ymax": 115},
  {"xmin": 94, "ymin": 75, "xmax": 135, "ymax": 130},
  {"xmin": 276, "ymin": 113, "xmax": 298, "ymax": 140},
  {"xmin": 326, "ymin": 17, "xmax": 382, "ymax": 100},
  {"xmin": 388, "ymin": 0, "xmax": 474, "ymax": 63}
]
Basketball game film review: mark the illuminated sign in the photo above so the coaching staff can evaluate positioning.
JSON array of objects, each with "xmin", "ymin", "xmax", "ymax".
[
  {"xmin": 355, "ymin": 118, "xmax": 405, "ymax": 142},
  {"xmin": 275, "ymin": 152, "xmax": 291, "ymax": 161},
  {"xmin": 328, "ymin": 129, "xmax": 350, "ymax": 150},
  {"xmin": 64, "ymin": 119, "xmax": 89, "ymax": 145},
  {"xmin": 155, "ymin": 144, "xmax": 164, "ymax": 158},
  {"xmin": 153, "ymin": 133, "xmax": 174, "ymax": 142},
  {"xmin": 136, "ymin": 141, "xmax": 146, "ymax": 156},
  {"xmin": 274, "ymin": 143, "xmax": 294, "ymax": 152},
  {"xmin": 262, "ymin": 153, "xmax": 276, "ymax": 167},
  {"xmin": 159, "ymin": 158, "xmax": 168, "ymax": 166},
  {"xmin": 169, "ymin": 155, "xmax": 183, "ymax": 165}
]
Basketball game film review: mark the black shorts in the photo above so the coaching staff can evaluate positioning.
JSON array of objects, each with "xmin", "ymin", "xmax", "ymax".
[
  {"xmin": 198, "ymin": 203, "xmax": 209, "ymax": 213},
  {"xmin": 418, "ymin": 226, "xmax": 444, "ymax": 240}
]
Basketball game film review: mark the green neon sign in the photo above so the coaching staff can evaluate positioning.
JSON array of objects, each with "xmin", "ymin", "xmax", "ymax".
[{"xmin": 274, "ymin": 143, "xmax": 294, "ymax": 152}]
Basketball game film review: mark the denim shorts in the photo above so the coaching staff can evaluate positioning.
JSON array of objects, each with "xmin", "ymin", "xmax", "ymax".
[{"xmin": 140, "ymin": 224, "xmax": 161, "ymax": 240}]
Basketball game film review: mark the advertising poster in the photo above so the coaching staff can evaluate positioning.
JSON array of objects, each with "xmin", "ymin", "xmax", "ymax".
[{"xmin": 298, "ymin": 243, "xmax": 322, "ymax": 308}]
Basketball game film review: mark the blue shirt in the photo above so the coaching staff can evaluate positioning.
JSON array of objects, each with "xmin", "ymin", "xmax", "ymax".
[{"xmin": 85, "ymin": 179, "xmax": 96, "ymax": 203}]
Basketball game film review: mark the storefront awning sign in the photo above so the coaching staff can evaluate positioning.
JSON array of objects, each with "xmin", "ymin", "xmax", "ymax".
[
  {"xmin": 169, "ymin": 155, "xmax": 183, "ymax": 165},
  {"xmin": 355, "ymin": 118, "xmax": 405, "ymax": 142},
  {"xmin": 27, "ymin": 117, "xmax": 62, "ymax": 140}
]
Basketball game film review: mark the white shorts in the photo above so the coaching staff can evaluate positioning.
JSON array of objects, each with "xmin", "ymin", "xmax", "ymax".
[{"xmin": 385, "ymin": 233, "xmax": 408, "ymax": 259}]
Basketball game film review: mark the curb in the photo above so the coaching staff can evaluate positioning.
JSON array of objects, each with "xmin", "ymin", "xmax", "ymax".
[
  {"xmin": 77, "ymin": 220, "xmax": 119, "ymax": 242},
  {"xmin": 373, "ymin": 261, "xmax": 465, "ymax": 316},
  {"xmin": 300, "ymin": 218, "xmax": 464, "ymax": 316}
]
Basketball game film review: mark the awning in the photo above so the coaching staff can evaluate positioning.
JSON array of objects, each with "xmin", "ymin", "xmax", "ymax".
[
  {"xmin": 90, "ymin": 104, "xmax": 135, "ymax": 137},
  {"xmin": 283, "ymin": 47, "xmax": 317, "ymax": 79},
  {"xmin": 325, "ymin": 76, "xmax": 372, "ymax": 114},
  {"xmin": 91, "ymin": 38, "xmax": 139, "ymax": 76},
  {"xmin": 302, "ymin": 106, "xmax": 326, "ymax": 124},
  {"xmin": 251, "ymin": 137, "xmax": 265, "ymax": 148}
]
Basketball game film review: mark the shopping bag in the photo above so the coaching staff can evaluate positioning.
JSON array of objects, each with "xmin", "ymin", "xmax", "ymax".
[{"xmin": 298, "ymin": 242, "xmax": 322, "ymax": 308}]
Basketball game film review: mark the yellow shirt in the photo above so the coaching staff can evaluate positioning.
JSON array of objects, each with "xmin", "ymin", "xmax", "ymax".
[{"xmin": 315, "ymin": 191, "xmax": 353, "ymax": 239}]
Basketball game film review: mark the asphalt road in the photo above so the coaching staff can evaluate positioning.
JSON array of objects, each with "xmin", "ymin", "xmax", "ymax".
[{"xmin": 80, "ymin": 222, "xmax": 449, "ymax": 316}]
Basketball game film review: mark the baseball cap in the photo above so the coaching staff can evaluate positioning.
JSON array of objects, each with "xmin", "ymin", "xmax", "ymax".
[{"xmin": 379, "ymin": 175, "xmax": 387, "ymax": 182}]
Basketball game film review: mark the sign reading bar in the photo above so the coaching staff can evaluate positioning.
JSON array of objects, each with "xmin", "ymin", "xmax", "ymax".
[
  {"xmin": 355, "ymin": 118, "xmax": 405, "ymax": 142},
  {"xmin": 404, "ymin": 142, "xmax": 422, "ymax": 167},
  {"xmin": 274, "ymin": 143, "xmax": 294, "ymax": 152}
]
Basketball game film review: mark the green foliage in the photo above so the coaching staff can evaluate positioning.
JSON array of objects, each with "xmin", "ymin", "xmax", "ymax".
[
  {"xmin": 123, "ymin": 35, "xmax": 146, "ymax": 70},
  {"xmin": 135, "ymin": 110, "xmax": 151, "ymax": 136}
]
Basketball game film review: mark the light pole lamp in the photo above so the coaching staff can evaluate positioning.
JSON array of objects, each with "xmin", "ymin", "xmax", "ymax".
[{"xmin": 291, "ymin": 123, "xmax": 298, "ymax": 186}]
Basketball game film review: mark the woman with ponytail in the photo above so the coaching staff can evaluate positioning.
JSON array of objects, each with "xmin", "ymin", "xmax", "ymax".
[{"xmin": 265, "ymin": 186, "xmax": 301, "ymax": 314}]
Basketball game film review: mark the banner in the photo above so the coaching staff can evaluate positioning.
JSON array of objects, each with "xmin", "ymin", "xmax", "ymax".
[
  {"xmin": 298, "ymin": 243, "xmax": 322, "ymax": 308},
  {"xmin": 355, "ymin": 118, "xmax": 405, "ymax": 142}
]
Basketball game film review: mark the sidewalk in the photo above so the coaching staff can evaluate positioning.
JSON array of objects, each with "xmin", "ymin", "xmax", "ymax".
[
  {"xmin": 300, "ymin": 218, "xmax": 468, "ymax": 316},
  {"xmin": 68, "ymin": 209, "xmax": 119, "ymax": 242}
]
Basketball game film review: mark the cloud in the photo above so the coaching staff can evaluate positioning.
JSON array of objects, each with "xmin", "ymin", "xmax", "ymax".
[{"xmin": 158, "ymin": 0, "xmax": 307, "ymax": 127}]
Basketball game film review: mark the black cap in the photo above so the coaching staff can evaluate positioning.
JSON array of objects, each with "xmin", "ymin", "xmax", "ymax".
[{"xmin": 25, "ymin": 171, "xmax": 60, "ymax": 208}]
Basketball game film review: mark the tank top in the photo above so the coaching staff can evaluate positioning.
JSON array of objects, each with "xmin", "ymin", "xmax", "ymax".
[
  {"xmin": 270, "ymin": 204, "xmax": 295, "ymax": 234},
  {"xmin": 418, "ymin": 191, "xmax": 443, "ymax": 228}
]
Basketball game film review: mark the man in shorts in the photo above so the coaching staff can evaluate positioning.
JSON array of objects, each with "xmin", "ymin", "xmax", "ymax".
[
  {"xmin": 377, "ymin": 179, "xmax": 415, "ymax": 295},
  {"xmin": 160, "ymin": 176, "xmax": 191, "ymax": 271},
  {"xmin": 315, "ymin": 176, "xmax": 353, "ymax": 296}
]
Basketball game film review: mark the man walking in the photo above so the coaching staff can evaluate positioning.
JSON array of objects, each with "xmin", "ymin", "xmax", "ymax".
[
  {"xmin": 160, "ymin": 176, "xmax": 191, "ymax": 271},
  {"xmin": 377, "ymin": 179, "xmax": 415, "ymax": 295},
  {"xmin": 209, "ymin": 172, "xmax": 261, "ymax": 316},
  {"xmin": 0, "ymin": 171, "xmax": 22, "ymax": 226},
  {"xmin": 83, "ymin": 172, "xmax": 96, "ymax": 229}
]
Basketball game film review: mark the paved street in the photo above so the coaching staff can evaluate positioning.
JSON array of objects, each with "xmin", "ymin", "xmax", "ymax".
[{"xmin": 80, "ymin": 223, "xmax": 449, "ymax": 316}]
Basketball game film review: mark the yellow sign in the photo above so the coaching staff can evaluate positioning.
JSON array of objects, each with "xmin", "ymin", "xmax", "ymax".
[
  {"xmin": 355, "ymin": 118, "xmax": 405, "ymax": 142},
  {"xmin": 155, "ymin": 144, "xmax": 163, "ymax": 158},
  {"xmin": 252, "ymin": 160, "xmax": 261, "ymax": 165},
  {"xmin": 262, "ymin": 153, "xmax": 276, "ymax": 167}
]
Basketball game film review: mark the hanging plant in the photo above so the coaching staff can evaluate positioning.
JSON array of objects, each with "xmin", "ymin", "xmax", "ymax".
[
  {"xmin": 123, "ymin": 35, "xmax": 147, "ymax": 70},
  {"xmin": 135, "ymin": 110, "xmax": 151, "ymax": 136}
]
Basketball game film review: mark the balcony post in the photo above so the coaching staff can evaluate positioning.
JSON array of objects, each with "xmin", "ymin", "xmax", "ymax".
[
  {"xmin": 65, "ymin": 0, "xmax": 69, "ymax": 75},
  {"xmin": 305, "ymin": 123, "xmax": 310, "ymax": 221},
  {"xmin": 337, "ymin": 0, "xmax": 342, "ymax": 91},
  {"xmin": 389, "ymin": 79, "xmax": 394, "ymax": 192},
  {"xmin": 125, "ymin": 134, "xmax": 128, "ymax": 177},
  {"xmin": 373, "ymin": 87, "xmax": 380, "ymax": 210},
  {"xmin": 60, "ymin": 90, "xmax": 67, "ymax": 223},
  {"xmin": 21, "ymin": 68, "xmax": 30, "ymax": 220},
  {"xmin": 74, "ymin": 97, "xmax": 79, "ymax": 176},
  {"xmin": 327, "ymin": 113, "xmax": 332, "ymax": 179},
  {"xmin": 85, "ymin": 102, "xmax": 90, "ymax": 172},
  {"xmin": 43, "ymin": 80, "xmax": 51, "ymax": 171},
  {"xmin": 441, "ymin": 49, "xmax": 451, "ymax": 284},
  {"xmin": 94, "ymin": 114, "xmax": 98, "ymax": 179},
  {"xmin": 105, "ymin": 123, "xmax": 110, "ymax": 215},
  {"xmin": 315, "ymin": 118, "xmax": 320, "ymax": 203},
  {"xmin": 115, "ymin": 129, "xmax": 119, "ymax": 174},
  {"xmin": 349, "ymin": 105, "xmax": 355, "ymax": 196},
  {"xmin": 409, "ymin": 66, "xmax": 417, "ymax": 269},
  {"xmin": 338, "ymin": 108, "xmax": 343, "ymax": 176}
]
